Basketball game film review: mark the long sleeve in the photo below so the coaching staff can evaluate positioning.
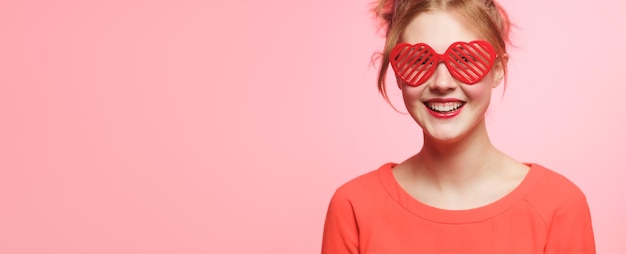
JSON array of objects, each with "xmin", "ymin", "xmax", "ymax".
[
  {"xmin": 543, "ymin": 191, "xmax": 596, "ymax": 254},
  {"xmin": 321, "ymin": 189, "xmax": 360, "ymax": 254}
]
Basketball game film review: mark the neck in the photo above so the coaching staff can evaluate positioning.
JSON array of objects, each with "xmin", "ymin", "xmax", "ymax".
[{"xmin": 416, "ymin": 119, "xmax": 501, "ymax": 184}]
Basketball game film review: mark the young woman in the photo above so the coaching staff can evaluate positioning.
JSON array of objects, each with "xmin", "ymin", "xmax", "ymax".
[{"xmin": 321, "ymin": 0, "xmax": 596, "ymax": 253}]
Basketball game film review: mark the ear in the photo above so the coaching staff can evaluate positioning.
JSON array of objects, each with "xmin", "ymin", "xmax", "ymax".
[
  {"xmin": 395, "ymin": 74, "xmax": 403, "ymax": 89},
  {"xmin": 491, "ymin": 54, "xmax": 508, "ymax": 88}
]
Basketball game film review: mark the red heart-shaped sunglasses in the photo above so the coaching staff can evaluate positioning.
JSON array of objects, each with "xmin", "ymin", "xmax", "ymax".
[{"xmin": 389, "ymin": 40, "xmax": 497, "ymax": 87}]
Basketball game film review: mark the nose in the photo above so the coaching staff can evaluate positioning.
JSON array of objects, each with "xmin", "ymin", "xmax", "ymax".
[{"xmin": 428, "ymin": 61, "xmax": 456, "ymax": 93}]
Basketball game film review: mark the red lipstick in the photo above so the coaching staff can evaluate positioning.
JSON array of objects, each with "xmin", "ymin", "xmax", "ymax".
[{"xmin": 424, "ymin": 98, "xmax": 465, "ymax": 119}]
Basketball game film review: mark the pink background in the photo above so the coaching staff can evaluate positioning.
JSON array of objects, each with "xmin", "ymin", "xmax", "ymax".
[{"xmin": 1, "ymin": 0, "xmax": 624, "ymax": 253}]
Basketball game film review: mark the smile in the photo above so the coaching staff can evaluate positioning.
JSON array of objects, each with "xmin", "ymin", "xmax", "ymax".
[{"xmin": 424, "ymin": 101, "xmax": 466, "ymax": 118}]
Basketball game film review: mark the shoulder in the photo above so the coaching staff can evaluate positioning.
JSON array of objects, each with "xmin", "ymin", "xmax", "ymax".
[
  {"xmin": 323, "ymin": 164, "xmax": 396, "ymax": 253},
  {"xmin": 528, "ymin": 164, "xmax": 588, "ymax": 200},
  {"xmin": 328, "ymin": 163, "xmax": 395, "ymax": 209},
  {"xmin": 523, "ymin": 163, "xmax": 591, "ymax": 219},
  {"xmin": 524, "ymin": 164, "xmax": 596, "ymax": 252}
]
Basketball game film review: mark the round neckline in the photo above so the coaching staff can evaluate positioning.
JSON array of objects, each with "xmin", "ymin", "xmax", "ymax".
[{"xmin": 377, "ymin": 162, "xmax": 545, "ymax": 224}]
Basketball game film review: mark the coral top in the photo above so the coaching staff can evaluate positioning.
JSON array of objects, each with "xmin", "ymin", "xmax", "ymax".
[{"xmin": 322, "ymin": 163, "xmax": 595, "ymax": 254}]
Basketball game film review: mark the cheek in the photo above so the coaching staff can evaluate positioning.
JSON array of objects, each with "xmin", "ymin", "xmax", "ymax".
[
  {"xmin": 464, "ymin": 71, "xmax": 498, "ymax": 99},
  {"xmin": 463, "ymin": 80, "xmax": 493, "ymax": 102},
  {"xmin": 401, "ymin": 85, "xmax": 426, "ymax": 105}
]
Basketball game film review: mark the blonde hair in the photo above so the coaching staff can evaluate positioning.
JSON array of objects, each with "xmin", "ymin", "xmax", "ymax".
[{"xmin": 371, "ymin": 0, "xmax": 512, "ymax": 103}]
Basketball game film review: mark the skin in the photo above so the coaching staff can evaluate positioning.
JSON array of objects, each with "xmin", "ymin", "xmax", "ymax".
[{"xmin": 391, "ymin": 10, "xmax": 529, "ymax": 210}]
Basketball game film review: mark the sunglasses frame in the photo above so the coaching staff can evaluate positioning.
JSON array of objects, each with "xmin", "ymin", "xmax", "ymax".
[{"xmin": 389, "ymin": 40, "xmax": 497, "ymax": 87}]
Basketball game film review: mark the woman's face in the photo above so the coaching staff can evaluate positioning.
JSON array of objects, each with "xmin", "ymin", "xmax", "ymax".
[{"xmin": 399, "ymin": 10, "xmax": 504, "ymax": 143}]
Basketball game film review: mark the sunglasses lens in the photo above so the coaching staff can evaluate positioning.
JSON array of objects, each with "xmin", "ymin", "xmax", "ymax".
[
  {"xmin": 445, "ymin": 42, "xmax": 496, "ymax": 84},
  {"xmin": 390, "ymin": 43, "xmax": 437, "ymax": 87}
]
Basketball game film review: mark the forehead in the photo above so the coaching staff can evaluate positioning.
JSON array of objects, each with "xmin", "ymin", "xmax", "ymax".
[{"xmin": 401, "ymin": 10, "xmax": 481, "ymax": 53}]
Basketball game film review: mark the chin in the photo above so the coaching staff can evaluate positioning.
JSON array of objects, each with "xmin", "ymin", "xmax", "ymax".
[{"xmin": 425, "ymin": 131, "xmax": 464, "ymax": 144}]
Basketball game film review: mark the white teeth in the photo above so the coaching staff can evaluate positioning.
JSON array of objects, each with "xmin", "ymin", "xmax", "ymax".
[{"xmin": 427, "ymin": 102, "xmax": 464, "ymax": 112}]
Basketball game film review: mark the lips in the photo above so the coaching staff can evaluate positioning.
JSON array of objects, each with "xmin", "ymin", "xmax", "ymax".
[{"xmin": 424, "ymin": 99, "xmax": 466, "ymax": 118}]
